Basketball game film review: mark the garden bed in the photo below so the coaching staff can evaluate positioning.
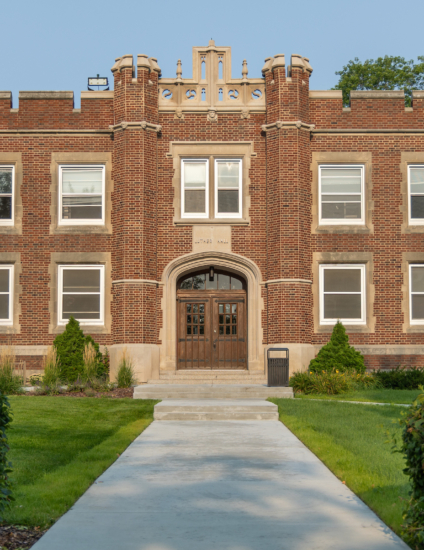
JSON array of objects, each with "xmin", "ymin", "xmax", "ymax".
[
  {"xmin": 22, "ymin": 386, "xmax": 134, "ymax": 399},
  {"xmin": 0, "ymin": 525, "xmax": 47, "ymax": 550}
]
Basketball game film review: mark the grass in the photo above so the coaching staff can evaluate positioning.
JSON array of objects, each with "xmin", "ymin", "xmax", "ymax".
[
  {"xmin": 269, "ymin": 398, "xmax": 410, "ymax": 538},
  {"xmin": 294, "ymin": 388, "xmax": 421, "ymax": 404},
  {"xmin": 4, "ymin": 396, "xmax": 157, "ymax": 527}
]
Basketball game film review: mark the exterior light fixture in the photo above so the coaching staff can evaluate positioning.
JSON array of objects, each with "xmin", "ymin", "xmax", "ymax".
[
  {"xmin": 209, "ymin": 266, "xmax": 214, "ymax": 281},
  {"xmin": 88, "ymin": 75, "xmax": 109, "ymax": 91}
]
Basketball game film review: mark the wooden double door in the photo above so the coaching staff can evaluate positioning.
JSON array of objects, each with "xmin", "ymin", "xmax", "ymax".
[{"xmin": 177, "ymin": 290, "xmax": 247, "ymax": 369}]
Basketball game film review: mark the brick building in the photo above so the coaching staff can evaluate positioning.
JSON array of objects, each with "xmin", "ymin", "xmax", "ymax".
[{"xmin": 1, "ymin": 41, "xmax": 424, "ymax": 382}]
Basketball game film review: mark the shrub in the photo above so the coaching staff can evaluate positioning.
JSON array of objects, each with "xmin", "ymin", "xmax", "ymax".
[
  {"xmin": 398, "ymin": 388, "xmax": 424, "ymax": 547},
  {"xmin": 309, "ymin": 321, "xmax": 365, "ymax": 374},
  {"xmin": 41, "ymin": 346, "xmax": 61, "ymax": 391},
  {"xmin": 53, "ymin": 317, "xmax": 105, "ymax": 382},
  {"xmin": 374, "ymin": 366, "xmax": 424, "ymax": 390},
  {"xmin": 0, "ymin": 346, "xmax": 23, "ymax": 395},
  {"xmin": 0, "ymin": 392, "xmax": 13, "ymax": 520},
  {"xmin": 290, "ymin": 370, "xmax": 379, "ymax": 395},
  {"xmin": 116, "ymin": 349, "xmax": 136, "ymax": 388}
]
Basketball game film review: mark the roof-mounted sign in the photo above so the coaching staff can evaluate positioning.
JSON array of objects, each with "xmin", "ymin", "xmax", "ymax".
[{"xmin": 88, "ymin": 75, "xmax": 109, "ymax": 90}]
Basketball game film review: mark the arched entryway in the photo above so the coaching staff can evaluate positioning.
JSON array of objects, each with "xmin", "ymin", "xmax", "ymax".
[{"xmin": 177, "ymin": 269, "xmax": 247, "ymax": 369}]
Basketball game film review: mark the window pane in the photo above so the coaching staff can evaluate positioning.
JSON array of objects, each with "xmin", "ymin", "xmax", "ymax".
[
  {"xmin": 63, "ymin": 269, "xmax": 101, "ymax": 293},
  {"xmin": 410, "ymin": 182, "xmax": 424, "ymax": 193},
  {"xmin": 410, "ymin": 168, "xmax": 424, "ymax": 185},
  {"xmin": 184, "ymin": 190, "xmax": 205, "ymax": 213},
  {"xmin": 0, "ymin": 270, "xmax": 9, "ymax": 292},
  {"xmin": 0, "ymin": 197, "xmax": 12, "ymax": 220},
  {"xmin": 411, "ymin": 196, "xmax": 424, "ymax": 219},
  {"xmin": 62, "ymin": 205, "xmax": 102, "ymax": 220},
  {"xmin": 62, "ymin": 294, "xmax": 100, "ymax": 320},
  {"xmin": 62, "ymin": 170, "xmax": 103, "ymax": 194},
  {"xmin": 217, "ymin": 162, "xmax": 240, "ymax": 188},
  {"xmin": 184, "ymin": 163, "xmax": 206, "ymax": 188},
  {"xmin": 321, "ymin": 202, "xmax": 361, "ymax": 219},
  {"xmin": 411, "ymin": 267, "xmax": 424, "ymax": 293},
  {"xmin": 321, "ymin": 179, "xmax": 361, "ymax": 194},
  {"xmin": 206, "ymin": 276, "xmax": 217, "ymax": 290},
  {"xmin": 180, "ymin": 277, "xmax": 192, "ymax": 289},
  {"xmin": 321, "ymin": 168, "xmax": 362, "ymax": 178},
  {"xmin": 0, "ymin": 170, "xmax": 12, "ymax": 194},
  {"xmin": 323, "ymin": 294, "xmax": 362, "ymax": 319},
  {"xmin": 321, "ymin": 195, "xmax": 361, "ymax": 202},
  {"xmin": 324, "ymin": 269, "xmax": 361, "ymax": 292},
  {"xmin": 218, "ymin": 190, "xmax": 239, "ymax": 213},
  {"xmin": 0, "ymin": 295, "xmax": 9, "ymax": 319},
  {"xmin": 411, "ymin": 295, "xmax": 424, "ymax": 320},
  {"xmin": 218, "ymin": 274, "xmax": 230, "ymax": 290},
  {"xmin": 231, "ymin": 277, "xmax": 243, "ymax": 290},
  {"xmin": 193, "ymin": 274, "xmax": 205, "ymax": 290}
]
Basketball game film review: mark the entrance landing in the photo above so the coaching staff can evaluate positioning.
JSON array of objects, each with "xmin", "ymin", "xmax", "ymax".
[{"xmin": 134, "ymin": 384, "xmax": 293, "ymax": 399}]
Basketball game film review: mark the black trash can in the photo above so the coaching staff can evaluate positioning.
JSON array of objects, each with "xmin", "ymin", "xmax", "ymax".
[{"xmin": 267, "ymin": 348, "xmax": 289, "ymax": 387}]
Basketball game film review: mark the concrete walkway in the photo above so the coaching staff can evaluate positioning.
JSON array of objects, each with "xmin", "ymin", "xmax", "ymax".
[{"xmin": 32, "ymin": 417, "xmax": 408, "ymax": 550}]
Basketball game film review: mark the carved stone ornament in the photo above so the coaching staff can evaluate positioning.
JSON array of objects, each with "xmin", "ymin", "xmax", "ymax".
[
  {"xmin": 207, "ymin": 109, "xmax": 218, "ymax": 122},
  {"xmin": 174, "ymin": 108, "xmax": 184, "ymax": 120},
  {"xmin": 240, "ymin": 109, "xmax": 250, "ymax": 120}
]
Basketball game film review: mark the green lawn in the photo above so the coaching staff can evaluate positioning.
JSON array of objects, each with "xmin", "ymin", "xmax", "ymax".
[
  {"xmin": 269, "ymin": 398, "xmax": 410, "ymax": 539},
  {"xmin": 4, "ymin": 396, "xmax": 157, "ymax": 527},
  {"xmin": 294, "ymin": 388, "xmax": 421, "ymax": 404}
]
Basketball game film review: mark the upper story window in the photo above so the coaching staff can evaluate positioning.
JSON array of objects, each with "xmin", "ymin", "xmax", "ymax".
[
  {"xmin": 0, "ymin": 166, "xmax": 14, "ymax": 226},
  {"xmin": 59, "ymin": 165, "xmax": 105, "ymax": 225},
  {"xmin": 181, "ymin": 158, "xmax": 242, "ymax": 220},
  {"xmin": 0, "ymin": 265, "xmax": 13, "ymax": 325},
  {"xmin": 408, "ymin": 165, "xmax": 424, "ymax": 224},
  {"xmin": 410, "ymin": 264, "xmax": 424, "ymax": 324},
  {"xmin": 319, "ymin": 165, "xmax": 364, "ymax": 225},
  {"xmin": 58, "ymin": 265, "xmax": 104, "ymax": 325},
  {"xmin": 319, "ymin": 264, "xmax": 366, "ymax": 325}
]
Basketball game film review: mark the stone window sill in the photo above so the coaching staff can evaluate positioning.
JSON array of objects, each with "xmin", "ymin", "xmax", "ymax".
[
  {"xmin": 174, "ymin": 219, "xmax": 249, "ymax": 226},
  {"xmin": 315, "ymin": 225, "xmax": 371, "ymax": 235},
  {"xmin": 50, "ymin": 225, "xmax": 112, "ymax": 235}
]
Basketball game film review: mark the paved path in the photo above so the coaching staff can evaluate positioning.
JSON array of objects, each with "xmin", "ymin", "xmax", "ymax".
[{"xmin": 33, "ymin": 420, "xmax": 408, "ymax": 550}]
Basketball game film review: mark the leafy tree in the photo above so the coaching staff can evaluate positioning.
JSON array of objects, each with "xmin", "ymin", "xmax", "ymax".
[
  {"xmin": 53, "ymin": 317, "xmax": 104, "ymax": 382},
  {"xmin": 333, "ymin": 55, "xmax": 424, "ymax": 106},
  {"xmin": 309, "ymin": 321, "xmax": 365, "ymax": 374}
]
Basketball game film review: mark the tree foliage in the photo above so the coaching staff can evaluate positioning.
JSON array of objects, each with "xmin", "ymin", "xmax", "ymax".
[
  {"xmin": 333, "ymin": 55, "xmax": 424, "ymax": 106},
  {"xmin": 309, "ymin": 321, "xmax": 365, "ymax": 374},
  {"xmin": 0, "ymin": 392, "xmax": 13, "ymax": 520}
]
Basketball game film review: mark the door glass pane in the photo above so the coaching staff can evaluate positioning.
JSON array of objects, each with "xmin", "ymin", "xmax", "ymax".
[
  {"xmin": 219, "ymin": 315, "xmax": 224, "ymax": 324},
  {"xmin": 62, "ymin": 294, "xmax": 101, "ymax": 319},
  {"xmin": 187, "ymin": 315, "xmax": 192, "ymax": 323},
  {"xmin": 232, "ymin": 304, "xmax": 237, "ymax": 313},
  {"xmin": 186, "ymin": 303, "xmax": 192, "ymax": 313},
  {"xmin": 193, "ymin": 315, "xmax": 198, "ymax": 324},
  {"xmin": 193, "ymin": 274, "xmax": 205, "ymax": 290},
  {"xmin": 217, "ymin": 162, "xmax": 240, "ymax": 188},
  {"xmin": 0, "ymin": 295, "xmax": 8, "ymax": 319},
  {"xmin": 185, "ymin": 190, "xmax": 205, "ymax": 213},
  {"xmin": 411, "ymin": 267, "xmax": 424, "ymax": 292},
  {"xmin": 193, "ymin": 326, "xmax": 198, "ymax": 335},
  {"xmin": 219, "ymin": 326, "xmax": 224, "ymax": 335},
  {"xmin": 219, "ymin": 304, "xmax": 224, "ymax": 314},
  {"xmin": 0, "ymin": 197, "xmax": 12, "ymax": 219},
  {"xmin": 199, "ymin": 315, "xmax": 204, "ymax": 324},
  {"xmin": 324, "ymin": 269, "xmax": 361, "ymax": 293},
  {"xmin": 232, "ymin": 314, "xmax": 237, "ymax": 323},
  {"xmin": 225, "ymin": 315, "xmax": 230, "ymax": 324},
  {"xmin": 0, "ymin": 169, "xmax": 12, "ymax": 194},
  {"xmin": 411, "ymin": 295, "xmax": 424, "ymax": 320},
  {"xmin": 0, "ymin": 270, "xmax": 9, "ymax": 292},
  {"xmin": 193, "ymin": 304, "xmax": 198, "ymax": 314},
  {"xmin": 199, "ymin": 325, "xmax": 204, "ymax": 335},
  {"xmin": 218, "ymin": 190, "xmax": 239, "ymax": 213},
  {"xmin": 225, "ymin": 304, "xmax": 230, "ymax": 313},
  {"xmin": 226, "ymin": 326, "xmax": 230, "ymax": 334},
  {"xmin": 187, "ymin": 326, "xmax": 192, "ymax": 335},
  {"xmin": 218, "ymin": 275, "xmax": 230, "ymax": 290},
  {"xmin": 184, "ymin": 163, "xmax": 206, "ymax": 187},
  {"xmin": 232, "ymin": 325, "xmax": 237, "ymax": 335},
  {"xmin": 63, "ymin": 269, "xmax": 101, "ymax": 292},
  {"xmin": 62, "ymin": 169, "xmax": 103, "ymax": 194},
  {"xmin": 199, "ymin": 304, "xmax": 204, "ymax": 314},
  {"xmin": 411, "ymin": 196, "xmax": 424, "ymax": 219},
  {"xmin": 323, "ymin": 294, "xmax": 361, "ymax": 319}
]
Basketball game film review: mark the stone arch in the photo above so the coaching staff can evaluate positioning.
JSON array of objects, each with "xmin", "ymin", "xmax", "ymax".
[{"xmin": 160, "ymin": 251, "xmax": 264, "ymax": 372}]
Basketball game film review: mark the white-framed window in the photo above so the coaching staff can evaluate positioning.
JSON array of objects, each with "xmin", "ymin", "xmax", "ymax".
[
  {"xmin": 59, "ymin": 165, "xmax": 105, "ymax": 225},
  {"xmin": 319, "ymin": 264, "xmax": 366, "ymax": 325},
  {"xmin": 181, "ymin": 159, "xmax": 209, "ymax": 218},
  {"xmin": 214, "ymin": 159, "xmax": 242, "ymax": 219},
  {"xmin": 319, "ymin": 165, "xmax": 365, "ymax": 225},
  {"xmin": 408, "ymin": 165, "xmax": 424, "ymax": 225},
  {"xmin": 0, "ymin": 265, "xmax": 13, "ymax": 325},
  {"xmin": 58, "ymin": 265, "xmax": 104, "ymax": 325},
  {"xmin": 409, "ymin": 264, "xmax": 424, "ymax": 324},
  {"xmin": 0, "ymin": 166, "xmax": 14, "ymax": 226}
]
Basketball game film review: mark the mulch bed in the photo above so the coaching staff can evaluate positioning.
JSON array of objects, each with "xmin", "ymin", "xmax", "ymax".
[
  {"xmin": 23, "ymin": 387, "xmax": 134, "ymax": 399},
  {"xmin": 0, "ymin": 525, "xmax": 48, "ymax": 549}
]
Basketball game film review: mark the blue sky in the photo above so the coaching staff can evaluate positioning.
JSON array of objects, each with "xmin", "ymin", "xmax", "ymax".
[{"xmin": 1, "ymin": 0, "xmax": 423, "ymax": 107}]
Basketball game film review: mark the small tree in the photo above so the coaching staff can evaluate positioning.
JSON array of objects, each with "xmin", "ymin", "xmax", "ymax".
[
  {"xmin": 0, "ymin": 392, "xmax": 13, "ymax": 520},
  {"xmin": 309, "ymin": 321, "xmax": 365, "ymax": 374}
]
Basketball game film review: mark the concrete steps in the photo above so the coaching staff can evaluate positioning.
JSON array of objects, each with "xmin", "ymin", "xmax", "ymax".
[
  {"xmin": 153, "ymin": 399, "xmax": 279, "ymax": 421},
  {"xmin": 134, "ymin": 383, "xmax": 293, "ymax": 400},
  {"xmin": 148, "ymin": 370, "xmax": 268, "ymax": 386}
]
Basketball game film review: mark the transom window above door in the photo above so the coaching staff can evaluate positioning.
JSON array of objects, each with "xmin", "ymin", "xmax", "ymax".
[
  {"xmin": 178, "ymin": 269, "xmax": 245, "ymax": 290},
  {"xmin": 181, "ymin": 158, "xmax": 242, "ymax": 220}
]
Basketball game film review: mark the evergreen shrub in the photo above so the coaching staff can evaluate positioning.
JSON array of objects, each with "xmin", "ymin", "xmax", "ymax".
[
  {"xmin": 309, "ymin": 321, "xmax": 365, "ymax": 374},
  {"xmin": 0, "ymin": 392, "xmax": 13, "ymax": 520},
  {"xmin": 290, "ymin": 370, "xmax": 378, "ymax": 395},
  {"xmin": 374, "ymin": 366, "xmax": 424, "ymax": 390}
]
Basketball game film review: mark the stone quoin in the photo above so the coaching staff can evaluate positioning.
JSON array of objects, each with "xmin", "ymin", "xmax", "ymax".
[{"xmin": 1, "ymin": 40, "xmax": 424, "ymax": 382}]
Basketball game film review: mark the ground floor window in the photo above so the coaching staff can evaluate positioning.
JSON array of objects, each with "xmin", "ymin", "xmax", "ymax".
[
  {"xmin": 58, "ymin": 265, "xmax": 104, "ymax": 325},
  {"xmin": 319, "ymin": 264, "xmax": 366, "ymax": 325},
  {"xmin": 410, "ymin": 264, "xmax": 424, "ymax": 323},
  {"xmin": 0, "ymin": 265, "xmax": 13, "ymax": 325}
]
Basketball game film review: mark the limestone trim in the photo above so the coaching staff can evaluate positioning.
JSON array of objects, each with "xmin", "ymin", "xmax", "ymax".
[
  {"xmin": 109, "ymin": 121, "xmax": 162, "ymax": 133},
  {"xmin": 0, "ymin": 153, "xmax": 23, "ymax": 235},
  {"xmin": 0, "ymin": 252, "xmax": 22, "ymax": 335},
  {"xmin": 400, "ymin": 153, "xmax": 424, "ymax": 234},
  {"xmin": 311, "ymin": 152, "xmax": 374, "ymax": 235},
  {"xmin": 261, "ymin": 278, "xmax": 312, "ymax": 286},
  {"xmin": 112, "ymin": 279, "xmax": 163, "ymax": 286},
  {"xmin": 402, "ymin": 252, "xmax": 424, "ymax": 333},
  {"xmin": 354, "ymin": 345, "xmax": 424, "ymax": 355},
  {"xmin": 0, "ymin": 129, "xmax": 111, "ymax": 135},
  {"xmin": 49, "ymin": 152, "xmax": 113, "ymax": 235},
  {"xmin": 167, "ymin": 141, "xmax": 255, "ymax": 226},
  {"xmin": 312, "ymin": 129, "xmax": 424, "ymax": 135},
  {"xmin": 81, "ymin": 91, "xmax": 114, "ymax": 99},
  {"xmin": 350, "ymin": 90, "xmax": 404, "ymax": 99},
  {"xmin": 261, "ymin": 121, "xmax": 315, "ymax": 132},
  {"xmin": 0, "ymin": 92, "xmax": 11, "ymax": 99},
  {"xmin": 19, "ymin": 91, "xmax": 73, "ymax": 100},
  {"xmin": 309, "ymin": 90, "xmax": 342, "ymax": 99},
  {"xmin": 312, "ymin": 252, "xmax": 376, "ymax": 334},
  {"xmin": 160, "ymin": 251, "xmax": 264, "ymax": 372},
  {"xmin": 412, "ymin": 91, "xmax": 424, "ymax": 99},
  {"xmin": 49, "ymin": 252, "xmax": 112, "ymax": 335}
]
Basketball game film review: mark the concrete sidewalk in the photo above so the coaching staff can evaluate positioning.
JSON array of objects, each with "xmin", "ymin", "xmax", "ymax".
[{"xmin": 33, "ymin": 420, "xmax": 408, "ymax": 550}]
